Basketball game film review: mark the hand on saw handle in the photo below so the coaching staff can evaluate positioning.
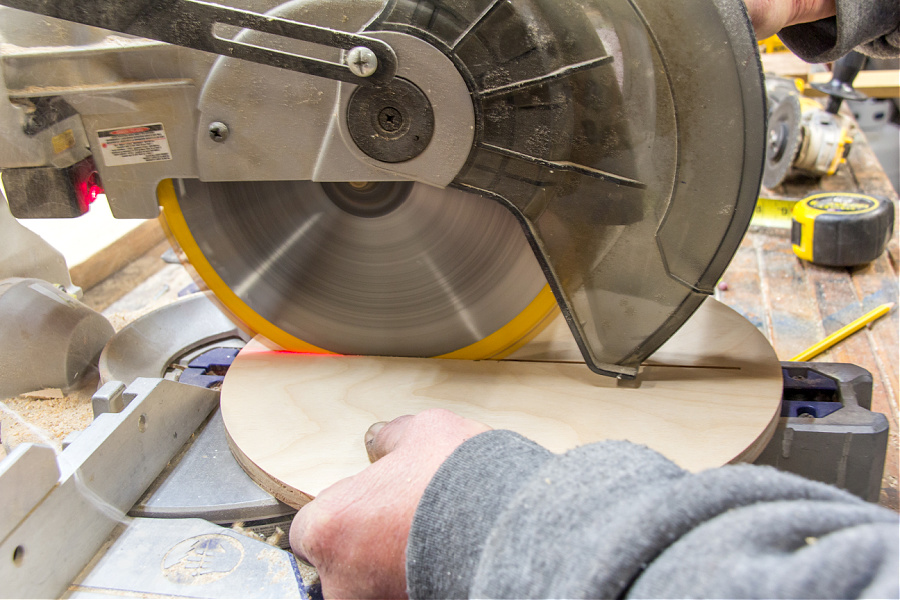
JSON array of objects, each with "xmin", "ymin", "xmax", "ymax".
[
  {"xmin": 290, "ymin": 410, "xmax": 490, "ymax": 599},
  {"xmin": 743, "ymin": 0, "xmax": 836, "ymax": 39}
]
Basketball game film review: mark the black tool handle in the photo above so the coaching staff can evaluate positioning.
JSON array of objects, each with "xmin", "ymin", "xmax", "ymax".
[{"xmin": 812, "ymin": 51, "xmax": 868, "ymax": 114}]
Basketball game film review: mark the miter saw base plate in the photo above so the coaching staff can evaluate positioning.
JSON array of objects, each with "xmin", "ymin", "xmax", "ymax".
[
  {"xmin": 67, "ymin": 518, "xmax": 320, "ymax": 600},
  {"xmin": 97, "ymin": 291, "xmax": 296, "ymax": 540}
]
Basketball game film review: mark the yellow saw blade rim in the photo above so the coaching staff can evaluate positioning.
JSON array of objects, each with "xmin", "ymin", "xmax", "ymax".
[{"xmin": 157, "ymin": 179, "xmax": 559, "ymax": 359}]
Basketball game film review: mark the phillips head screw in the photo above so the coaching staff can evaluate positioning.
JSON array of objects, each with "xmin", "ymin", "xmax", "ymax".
[
  {"xmin": 346, "ymin": 46, "xmax": 378, "ymax": 78},
  {"xmin": 208, "ymin": 121, "xmax": 229, "ymax": 143}
]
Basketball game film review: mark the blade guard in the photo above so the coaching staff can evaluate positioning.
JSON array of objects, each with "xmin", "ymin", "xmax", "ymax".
[{"xmin": 372, "ymin": 0, "xmax": 765, "ymax": 377}]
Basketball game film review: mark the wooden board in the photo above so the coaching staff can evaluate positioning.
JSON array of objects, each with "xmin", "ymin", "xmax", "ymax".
[
  {"xmin": 221, "ymin": 299, "xmax": 783, "ymax": 508},
  {"xmin": 761, "ymin": 52, "xmax": 814, "ymax": 80},
  {"xmin": 807, "ymin": 70, "xmax": 900, "ymax": 99}
]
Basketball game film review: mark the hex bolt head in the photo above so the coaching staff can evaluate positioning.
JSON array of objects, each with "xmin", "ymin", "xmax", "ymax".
[
  {"xmin": 208, "ymin": 121, "xmax": 229, "ymax": 143},
  {"xmin": 347, "ymin": 46, "xmax": 378, "ymax": 78}
]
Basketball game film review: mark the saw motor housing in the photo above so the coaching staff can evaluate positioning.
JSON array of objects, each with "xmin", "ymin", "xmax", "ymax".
[{"xmin": 0, "ymin": 0, "xmax": 766, "ymax": 378}]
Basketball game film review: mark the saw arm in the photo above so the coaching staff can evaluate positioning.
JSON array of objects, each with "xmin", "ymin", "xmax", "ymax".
[
  {"xmin": 0, "ymin": 0, "xmax": 766, "ymax": 378},
  {"xmin": 0, "ymin": 0, "xmax": 398, "ymax": 86}
]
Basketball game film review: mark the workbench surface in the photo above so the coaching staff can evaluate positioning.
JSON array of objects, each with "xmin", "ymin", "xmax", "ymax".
[
  {"xmin": 1, "ymin": 126, "xmax": 897, "ymax": 511},
  {"xmin": 717, "ymin": 127, "xmax": 899, "ymax": 509}
]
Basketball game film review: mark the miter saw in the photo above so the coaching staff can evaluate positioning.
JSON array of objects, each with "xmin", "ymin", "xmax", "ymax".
[
  {"xmin": 0, "ymin": 0, "xmax": 770, "ymax": 597},
  {"xmin": 0, "ymin": 0, "xmax": 766, "ymax": 380}
]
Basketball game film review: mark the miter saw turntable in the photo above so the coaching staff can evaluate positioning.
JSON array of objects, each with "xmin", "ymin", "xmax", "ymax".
[{"xmin": 0, "ymin": 0, "xmax": 884, "ymax": 597}]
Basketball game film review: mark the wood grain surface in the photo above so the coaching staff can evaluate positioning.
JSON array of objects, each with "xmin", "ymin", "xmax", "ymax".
[{"xmin": 221, "ymin": 299, "xmax": 783, "ymax": 508}]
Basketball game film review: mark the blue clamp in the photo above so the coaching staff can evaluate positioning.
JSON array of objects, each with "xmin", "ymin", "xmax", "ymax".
[
  {"xmin": 781, "ymin": 367, "xmax": 843, "ymax": 418},
  {"xmin": 179, "ymin": 347, "xmax": 239, "ymax": 389}
]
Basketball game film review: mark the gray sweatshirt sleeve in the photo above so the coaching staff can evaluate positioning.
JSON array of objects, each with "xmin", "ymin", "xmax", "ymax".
[
  {"xmin": 406, "ymin": 430, "xmax": 900, "ymax": 599},
  {"xmin": 778, "ymin": 0, "xmax": 900, "ymax": 62}
]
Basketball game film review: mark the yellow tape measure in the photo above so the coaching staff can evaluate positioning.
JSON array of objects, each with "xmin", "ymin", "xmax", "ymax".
[
  {"xmin": 791, "ymin": 193, "xmax": 894, "ymax": 266},
  {"xmin": 755, "ymin": 193, "xmax": 895, "ymax": 266},
  {"xmin": 753, "ymin": 197, "xmax": 797, "ymax": 229}
]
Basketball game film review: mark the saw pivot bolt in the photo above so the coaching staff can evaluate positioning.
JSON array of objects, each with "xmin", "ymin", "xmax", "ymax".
[
  {"xmin": 347, "ymin": 79, "xmax": 435, "ymax": 163},
  {"xmin": 347, "ymin": 47, "xmax": 378, "ymax": 78},
  {"xmin": 208, "ymin": 121, "xmax": 230, "ymax": 143},
  {"xmin": 378, "ymin": 107, "xmax": 403, "ymax": 132}
]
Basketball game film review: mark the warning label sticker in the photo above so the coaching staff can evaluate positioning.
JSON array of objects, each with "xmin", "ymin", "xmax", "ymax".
[{"xmin": 96, "ymin": 123, "xmax": 172, "ymax": 167}]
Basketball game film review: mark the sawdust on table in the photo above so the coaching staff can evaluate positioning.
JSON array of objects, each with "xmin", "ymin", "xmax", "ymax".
[
  {"xmin": 0, "ymin": 262, "xmax": 195, "ymax": 459},
  {"xmin": 0, "ymin": 374, "xmax": 98, "ymax": 455}
]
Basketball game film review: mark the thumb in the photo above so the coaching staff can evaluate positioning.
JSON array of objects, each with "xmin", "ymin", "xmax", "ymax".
[{"xmin": 365, "ymin": 415, "xmax": 413, "ymax": 462}]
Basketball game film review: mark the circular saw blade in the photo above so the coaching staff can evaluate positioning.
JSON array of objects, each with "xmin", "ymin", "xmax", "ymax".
[
  {"xmin": 763, "ymin": 94, "xmax": 803, "ymax": 189},
  {"xmin": 159, "ymin": 179, "xmax": 555, "ymax": 358}
]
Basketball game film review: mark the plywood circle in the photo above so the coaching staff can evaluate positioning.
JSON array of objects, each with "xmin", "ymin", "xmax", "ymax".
[{"xmin": 221, "ymin": 299, "xmax": 783, "ymax": 508}]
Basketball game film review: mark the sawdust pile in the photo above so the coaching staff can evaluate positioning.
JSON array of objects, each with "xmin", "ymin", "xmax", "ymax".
[
  {"xmin": 0, "ymin": 376, "xmax": 98, "ymax": 457},
  {"xmin": 0, "ymin": 264, "xmax": 196, "ymax": 460}
]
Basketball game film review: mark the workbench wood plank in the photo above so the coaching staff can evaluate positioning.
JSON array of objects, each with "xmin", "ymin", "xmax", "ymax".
[
  {"xmin": 221, "ymin": 300, "xmax": 784, "ymax": 509},
  {"xmin": 844, "ymin": 130, "xmax": 900, "ymax": 509},
  {"xmin": 816, "ymin": 133, "xmax": 899, "ymax": 421},
  {"xmin": 716, "ymin": 235, "xmax": 771, "ymax": 339},
  {"xmin": 803, "ymin": 263, "xmax": 892, "ymax": 421},
  {"xmin": 848, "ymin": 262, "xmax": 899, "ymax": 418},
  {"xmin": 847, "ymin": 130, "xmax": 900, "ymax": 268},
  {"xmin": 754, "ymin": 230, "xmax": 826, "ymax": 359},
  {"xmin": 722, "ymin": 121, "xmax": 899, "ymax": 510}
]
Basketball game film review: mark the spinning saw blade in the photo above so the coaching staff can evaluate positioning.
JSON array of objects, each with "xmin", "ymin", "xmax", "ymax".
[
  {"xmin": 160, "ymin": 179, "xmax": 556, "ymax": 358},
  {"xmin": 163, "ymin": 0, "xmax": 764, "ymax": 375}
]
